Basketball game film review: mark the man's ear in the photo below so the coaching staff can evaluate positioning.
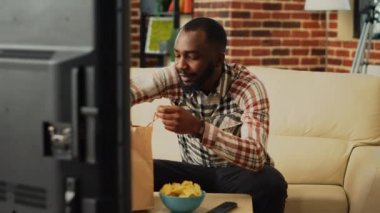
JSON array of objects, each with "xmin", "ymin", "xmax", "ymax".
[{"xmin": 216, "ymin": 52, "xmax": 225, "ymax": 68}]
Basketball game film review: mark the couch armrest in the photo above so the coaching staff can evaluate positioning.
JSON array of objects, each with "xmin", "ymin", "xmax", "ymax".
[{"xmin": 344, "ymin": 146, "xmax": 380, "ymax": 213}]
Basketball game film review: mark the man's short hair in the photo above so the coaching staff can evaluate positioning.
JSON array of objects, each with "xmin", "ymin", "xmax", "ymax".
[{"xmin": 182, "ymin": 17, "xmax": 227, "ymax": 52}]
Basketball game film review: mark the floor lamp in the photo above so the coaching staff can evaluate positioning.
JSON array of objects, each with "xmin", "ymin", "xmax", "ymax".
[{"xmin": 304, "ymin": 0, "xmax": 351, "ymax": 71}]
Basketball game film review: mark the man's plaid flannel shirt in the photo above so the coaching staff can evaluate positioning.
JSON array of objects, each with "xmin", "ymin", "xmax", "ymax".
[{"xmin": 131, "ymin": 63, "xmax": 272, "ymax": 171}]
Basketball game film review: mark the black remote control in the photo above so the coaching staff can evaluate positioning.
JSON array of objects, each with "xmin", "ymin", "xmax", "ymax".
[{"xmin": 207, "ymin": 201, "xmax": 238, "ymax": 213}]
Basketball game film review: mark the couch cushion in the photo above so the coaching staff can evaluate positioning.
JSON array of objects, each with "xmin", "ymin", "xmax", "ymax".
[
  {"xmin": 285, "ymin": 184, "xmax": 348, "ymax": 213},
  {"xmin": 249, "ymin": 66, "xmax": 380, "ymax": 184},
  {"xmin": 268, "ymin": 136, "xmax": 348, "ymax": 185}
]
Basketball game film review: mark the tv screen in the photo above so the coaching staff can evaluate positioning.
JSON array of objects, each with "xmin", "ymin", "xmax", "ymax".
[{"xmin": 0, "ymin": 0, "xmax": 131, "ymax": 213}]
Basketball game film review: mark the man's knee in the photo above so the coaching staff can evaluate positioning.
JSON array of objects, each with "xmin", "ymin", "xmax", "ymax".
[
  {"xmin": 260, "ymin": 166, "xmax": 287, "ymax": 194},
  {"xmin": 248, "ymin": 165, "xmax": 287, "ymax": 200},
  {"xmin": 245, "ymin": 166, "xmax": 287, "ymax": 213},
  {"xmin": 215, "ymin": 165, "xmax": 287, "ymax": 196}
]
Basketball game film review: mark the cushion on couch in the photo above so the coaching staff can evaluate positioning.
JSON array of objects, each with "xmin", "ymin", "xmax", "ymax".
[
  {"xmin": 286, "ymin": 184, "xmax": 347, "ymax": 213},
  {"xmin": 250, "ymin": 66, "xmax": 380, "ymax": 185}
]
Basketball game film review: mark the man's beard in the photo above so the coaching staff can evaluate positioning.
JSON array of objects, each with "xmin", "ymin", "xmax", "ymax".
[{"xmin": 179, "ymin": 63, "xmax": 214, "ymax": 94}]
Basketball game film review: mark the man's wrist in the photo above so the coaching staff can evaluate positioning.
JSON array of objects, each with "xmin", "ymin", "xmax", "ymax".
[{"xmin": 197, "ymin": 120, "xmax": 205, "ymax": 138}]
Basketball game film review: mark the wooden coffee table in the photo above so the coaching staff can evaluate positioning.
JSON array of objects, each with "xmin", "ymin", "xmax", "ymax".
[{"xmin": 149, "ymin": 192, "xmax": 253, "ymax": 212}]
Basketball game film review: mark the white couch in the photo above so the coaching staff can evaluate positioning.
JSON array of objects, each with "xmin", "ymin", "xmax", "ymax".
[{"xmin": 131, "ymin": 66, "xmax": 380, "ymax": 213}]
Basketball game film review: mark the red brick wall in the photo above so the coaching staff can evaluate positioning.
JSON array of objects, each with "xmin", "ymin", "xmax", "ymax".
[
  {"xmin": 131, "ymin": 0, "xmax": 380, "ymax": 73},
  {"xmin": 325, "ymin": 12, "xmax": 380, "ymax": 73},
  {"xmin": 131, "ymin": 0, "xmax": 140, "ymax": 67}
]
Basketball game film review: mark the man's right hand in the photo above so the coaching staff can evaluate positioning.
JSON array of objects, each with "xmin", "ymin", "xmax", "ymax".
[{"xmin": 156, "ymin": 105, "xmax": 202, "ymax": 136}]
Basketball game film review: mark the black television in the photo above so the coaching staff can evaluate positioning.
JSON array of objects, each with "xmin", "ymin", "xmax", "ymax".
[{"xmin": 0, "ymin": 0, "xmax": 131, "ymax": 213}]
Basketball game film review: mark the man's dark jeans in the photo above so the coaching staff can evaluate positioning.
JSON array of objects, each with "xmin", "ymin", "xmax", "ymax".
[{"xmin": 154, "ymin": 159, "xmax": 288, "ymax": 213}]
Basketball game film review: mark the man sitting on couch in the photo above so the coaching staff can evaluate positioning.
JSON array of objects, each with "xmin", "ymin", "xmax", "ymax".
[{"xmin": 130, "ymin": 17, "xmax": 287, "ymax": 213}]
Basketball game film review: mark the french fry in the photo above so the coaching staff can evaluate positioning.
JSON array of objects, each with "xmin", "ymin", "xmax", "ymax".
[{"xmin": 160, "ymin": 180, "xmax": 202, "ymax": 197}]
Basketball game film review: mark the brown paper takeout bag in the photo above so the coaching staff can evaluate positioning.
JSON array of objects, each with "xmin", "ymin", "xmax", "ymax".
[{"xmin": 131, "ymin": 124, "xmax": 154, "ymax": 211}]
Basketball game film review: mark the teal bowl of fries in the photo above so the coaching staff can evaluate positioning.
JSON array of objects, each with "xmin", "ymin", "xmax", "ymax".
[{"xmin": 159, "ymin": 191, "xmax": 206, "ymax": 213}]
